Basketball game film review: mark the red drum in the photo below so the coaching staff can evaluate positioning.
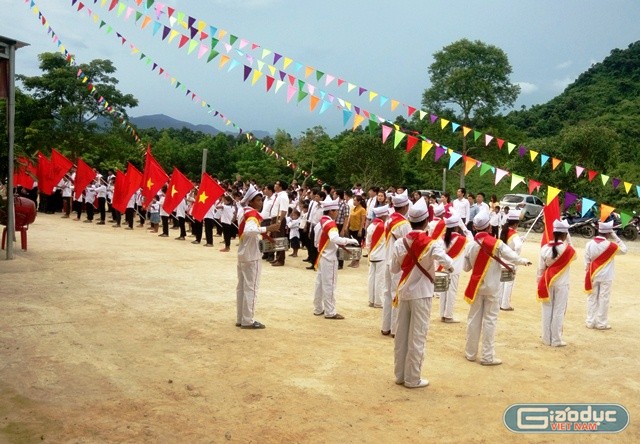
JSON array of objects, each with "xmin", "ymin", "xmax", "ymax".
[{"xmin": 14, "ymin": 196, "xmax": 37, "ymax": 228}]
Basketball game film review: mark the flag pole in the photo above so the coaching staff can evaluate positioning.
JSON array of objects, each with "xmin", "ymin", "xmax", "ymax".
[{"xmin": 520, "ymin": 208, "xmax": 545, "ymax": 243}]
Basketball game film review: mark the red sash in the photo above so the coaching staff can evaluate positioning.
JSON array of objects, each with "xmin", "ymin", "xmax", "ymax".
[
  {"xmin": 537, "ymin": 244, "xmax": 576, "ymax": 300},
  {"xmin": 437, "ymin": 233, "xmax": 467, "ymax": 271},
  {"xmin": 431, "ymin": 218, "xmax": 446, "ymax": 239},
  {"xmin": 314, "ymin": 216, "xmax": 338, "ymax": 270},
  {"xmin": 385, "ymin": 212, "xmax": 408, "ymax": 243},
  {"xmin": 506, "ymin": 228, "xmax": 517, "ymax": 245},
  {"xmin": 584, "ymin": 241, "xmax": 619, "ymax": 292},
  {"xmin": 369, "ymin": 218, "xmax": 385, "ymax": 255},
  {"xmin": 394, "ymin": 232, "xmax": 435, "ymax": 306},
  {"xmin": 238, "ymin": 208, "xmax": 262, "ymax": 239},
  {"xmin": 464, "ymin": 233, "xmax": 499, "ymax": 304}
]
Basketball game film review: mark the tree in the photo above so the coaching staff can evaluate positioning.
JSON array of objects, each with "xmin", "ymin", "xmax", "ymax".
[
  {"xmin": 336, "ymin": 133, "xmax": 403, "ymax": 189},
  {"xmin": 422, "ymin": 39, "xmax": 520, "ymax": 186},
  {"xmin": 17, "ymin": 52, "xmax": 138, "ymax": 160}
]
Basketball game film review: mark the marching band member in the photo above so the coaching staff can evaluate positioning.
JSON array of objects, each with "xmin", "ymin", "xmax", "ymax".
[
  {"xmin": 438, "ymin": 214, "xmax": 473, "ymax": 323},
  {"xmin": 391, "ymin": 198, "xmax": 453, "ymax": 388},
  {"xmin": 427, "ymin": 203, "xmax": 446, "ymax": 239},
  {"xmin": 381, "ymin": 193, "xmax": 411, "ymax": 336},
  {"xmin": 366, "ymin": 204, "xmax": 389, "ymax": 308},
  {"xmin": 463, "ymin": 212, "xmax": 531, "ymax": 366},
  {"xmin": 236, "ymin": 185, "xmax": 279, "ymax": 329},
  {"xmin": 312, "ymin": 196, "xmax": 360, "ymax": 320},
  {"xmin": 498, "ymin": 210, "xmax": 524, "ymax": 311},
  {"xmin": 537, "ymin": 219, "xmax": 576, "ymax": 346},
  {"xmin": 584, "ymin": 220, "xmax": 627, "ymax": 330}
]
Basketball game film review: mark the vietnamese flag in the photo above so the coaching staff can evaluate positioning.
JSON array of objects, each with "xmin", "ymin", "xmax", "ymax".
[
  {"xmin": 111, "ymin": 170, "xmax": 129, "ymax": 213},
  {"xmin": 36, "ymin": 152, "xmax": 54, "ymax": 194},
  {"xmin": 541, "ymin": 197, "xmax": 561, "ymax": 246},
  {"xmin": 50, "ymin": 148, "xmax": 74, "ymax": 189},
  {"xmin": 141, "ymin": 146, "xmax": 168, "ymax": 207},
  {"xmin": 162, "ymin": 167, "xmax": 194, "ymax": 214},
  {"xmin": 74, "ymin": 158, "xmax": 97, "ymax": 200},
  {"xmin": 191, "ymin": 172, "xmax": 225, "ymax": 221},
  {"xmin": 125, "ymin": 162, "xmax": 143, "ymax": 201}
]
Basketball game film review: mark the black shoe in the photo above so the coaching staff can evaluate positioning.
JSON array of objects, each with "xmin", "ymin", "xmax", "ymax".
[
  {"xmin": 306, "ymin": 265, "xmax": 315, "ymax": 270},
  {"xmin": 240, "ymin": 321, "xmax": 265, "ymax": 329},
  {"xmin": 158, "ymin": 233, "xmax": 168, "ymax": 237},
  {"xmin": 191, "ymin": 240, "xmax": 200, "ymax": 244}
]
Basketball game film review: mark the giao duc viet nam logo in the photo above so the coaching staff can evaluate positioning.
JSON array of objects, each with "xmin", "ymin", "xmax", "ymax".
[{"xmin": 503, "ymin": 404, "xmax": 629, "ymax": 433}]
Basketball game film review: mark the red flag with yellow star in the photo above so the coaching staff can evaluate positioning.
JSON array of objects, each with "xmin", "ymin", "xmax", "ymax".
[
  {"xmin": 191, "ymin": 173, "xmax": 225, "ymax": 221},
  {"xmin": 140, "ymin": 146, "xmax": 168, "ymax": 207},
  {"xmin": 162, "ymin": 167, "xmax": 194, "ymax": 214}
]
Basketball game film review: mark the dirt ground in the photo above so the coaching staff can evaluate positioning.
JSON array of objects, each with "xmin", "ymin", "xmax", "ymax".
[{"xmin": 0, "ymin": 213, "xmax": 638, "ymax": 443}]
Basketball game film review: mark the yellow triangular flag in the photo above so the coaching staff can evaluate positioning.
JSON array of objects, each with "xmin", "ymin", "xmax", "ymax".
[
  {"xmin": 218, "ymin": 29, "xmax": 227, "ymax": 39},
  {"xmin": 344, "ymin": 101, "xmax": 352, "ymax": 111},
  {"xmin": 168, "ymin": 30, "xmax": 179, "ymax": 43},
  {"xmin": 547, "ymin": 186, "xmax": 561, "ymax": 204},
  {"xmin": 268, "ymin": 65, "xmax": 276, "ymax": 76},
  {"xmin": 390, "ymin": 99, "xmax": 399, "ymax": 111},
  {"xmin": 283, "ymin": 57, "xmax": 292, "ymax": 69},
  {"xmin": 529, "ymin": 150, "xmax": 538, "ymax": 161},
  {"xmin": 304, "ymin": 66, "xmax": 314, "ymax": 78},
  {"xmin": 462, "ymin": 126, "xmax": 471, "ymax": 137},
  {"xmin": 441, "ymin": 119, "xmax": 450, "ymax": 130},
  {"xmin": 420, "ymin": 141, "xmax": 433, "ymax": 160},
  {"xmin": 418, "ymin": 110, "xmax": 427, "ymax": 120},
  {"xmin": 624, "ymin": 181, "xmax": 632, "ymax": 193},
  {"xmin": 353, "ymin": 114, "xmax": 366, "ymax": 131},
  {"xmin": 369, "ymin": 91, "xmax": 378, "ymax": 102},
  {"xmin": 251, "ymin": 70, "xmax": 263, "ymax": 86},
  {"xmin": 219, "ymin": 54, "xmax": 230, "ymax": 69}
]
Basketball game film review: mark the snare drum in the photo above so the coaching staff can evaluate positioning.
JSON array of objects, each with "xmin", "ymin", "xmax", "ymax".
[
  {"xmin": 500, "ymin": 267, "xmax": 516, "ymax": 282},
  {"xmin": 273, "ymin": 237, "xmax": 289, "ymax": 251},
  {"xmin": 337, "ymin": 246, "xmax": 362, "ymax": 261},
  {"xmin": 259, "ymin": 239, "xmax": 276, "ymax": 253},
  {"xmin": 434, "ymin": 271, "xmax": 450, "ymax": 292}
]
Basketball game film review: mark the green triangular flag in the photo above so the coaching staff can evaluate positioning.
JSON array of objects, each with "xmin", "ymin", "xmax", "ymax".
[
  {"xmin": 297, "ymin": 79, "xmax": 305, "ymax": 91},
  {"xmin": 187, "ymin": 40, "xmax": 198, "ymax": 55},
  {"xmin": 135, "ymin": 11, "xmax": 143, "ymax": 23},
  {"xmin": 564, "ymin": 162, "xmax": 572, "ymax": 173},
  {"xmin": 139, "ymin": 52, "xmax": 145, "ymax": 60},
  {"xmin": 206, "ymin": 50, "xmax": 219, "ymax": 63},
  {"xmin": 210, "ymin": 38, "xmax": 219, "ymax": 49},
  {"xmin": 316, "ymin": 70, "xmax": 324, "ymax": 81},
  {"xmin": 99, "ymin": 20, "xmax": 107, "ymax": 29},
  {"xmin": 297, "ymin": 90, "xmax": 308, "ymax": 103},
  {"xmin": 600, "ymin": 174, "xmax": 610, "ymax": 185},
  {"xmin": 473, "ymin": 130, "xmax": 482, "ymax": 141},
  {"xmin": 479, "ymin": 162, "xmax": 493, "ymax": 176},
  {"xmin": 229, "ymin": 35, "xmax": 238, "ymax": 46},
  {"xmin": 620, "ymin": 212, "xmax": 633, "ymax": 227},
  {"xmin": 393, "ymin": 131, "xmax": 406, "ymax": 149},
  {"xmin": 368, "ymin": 119, "xmax": 379, "ymax": 136}
]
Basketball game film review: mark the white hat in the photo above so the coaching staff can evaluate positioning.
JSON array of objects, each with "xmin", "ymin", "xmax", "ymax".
[
  {"xmin": 372, "ymin": 205, "xmax": 389, "ymax": 217},
  {"xmin": 241, "ymin": 184, "xmax": 261, "ymax": 205},
  {"xmin": 598, "ymin": 220, "xmax": 614, "ymax": 234},
  {"xmin": 444, "ymin": 214, "xmax": 460, "ymax": 228},
  {"xmin": 552, "ymin": 219, "xmax": 570, "ymax": 233},
  {"xmin": 433, "ymin": 203, "xmax": 445, "ymax": 217},
  {"xmin": 473, "ymin": 211, "xmax": 491, "ymax": 230},
  {"xmin": 507, "ymin": 209, "xmax": 522, "ymax": 221},
  {"xmin": 322, "ymin": 196, "xmax": 340, "ymax": 211},
  {"xmin": 392, "ymin": 191, "xmax": 409, "ymax": 208},
  {"xmin": 407, "ymin": 198, "xmax": 429, "ymax": 223}
]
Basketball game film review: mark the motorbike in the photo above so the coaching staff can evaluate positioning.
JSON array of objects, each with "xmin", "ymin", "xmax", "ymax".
[
  {"xmin": 561, "ymin": 212, "xmax": 597, "ymax": 238},
  {"xmin": 519, "ymin": 213, "xmax": 544, "ymax": 233},
  {"xmin": 606, "ymin": 213, "xmax": 638, "ymax": 241}
]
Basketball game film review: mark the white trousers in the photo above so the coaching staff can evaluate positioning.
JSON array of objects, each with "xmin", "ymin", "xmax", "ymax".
[
  {"xmin": 381, "ymin": 265, "xmax": 399, "ymax": 334},
  {"xmin": 314, "ymin": 257, "xmax": 338, "ymax": 317},
  {"xmin": 498, "ymin": 273, "xmax": 516, "ymax": 309},
  {"xmin": 586, "ymin": 281, "xmax": 612, "ymax": 328},
  {"xmin": 394, "ymin": 298, "xmax": 432, "ymax": 386},
  {"xmin": 439, "ymin": 273, "xmax": 460, "ymax": 319},
  {"xmin": 541, "ymin": 284, "xmax": 569, "ymax": 346},
  {"xmin": 368, "ymin": 260, "xmax": 386, "ymax": 306},
  {"xmin": 465, "ymin": 293, "xmax": 500, "ymax": 362},
  {"xmin": 236, "ymin": 260, "xmax": 261, "ymax": 326}
]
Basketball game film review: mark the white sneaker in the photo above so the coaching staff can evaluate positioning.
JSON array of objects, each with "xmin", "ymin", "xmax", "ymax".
[
  {"xmin": 552, "ymin": 341, "xmax": 567, "ymax": 347},
  {"xmin": 596, "ymin": 325, "xmax": 611, "ymax": 330},
  {"xmin": 586, "ymin": 323, "xmax": 595, "ymax": 329},
  {"xmin": 404, "ymin": 379, "xmax": 429, "ymax": 388},
  {"xmin": 480, "ymin": 358, "xmax": 503, "ymax": 366}
]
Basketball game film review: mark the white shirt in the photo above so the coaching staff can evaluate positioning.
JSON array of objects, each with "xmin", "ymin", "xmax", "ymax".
[
  {"xmin": 365, "ymin": 218, "xmax": 387, "ymax": 262},
  {"xmin": 237, "ymin": 212, "xmax": 267, "ymax": 262},
  {"xmin": 287, "ymin": 217, "xmax": 300, "ymax": 239},
  {"xmin": 84, "ymin": 185, "xmax": 97, "ymax": 204},
  {"xmin": 204, "ymin": 203, "xmax": 216, "ymax": 220},
  {"xmin": 307, "ymin": 200, "xmax": 322, "ymax": 226},
  {"xmin": 453, "ymin": 197, "xmax": 470, "ymax": 221},
  {"xmin": 584, "ymin": 235, "xmax": 627, "ymax": 283},
  {"xmin": 313, "ymin": 217, "xmax": 357, "ymax": 260},
  {"xmin": 271, "ymin": 191, "xmax": 289, "ymax": 220},
  {"xmin": 159, "ymin": 195, "xmax": 169, "ymax": 217},
  {"xmin": 390, "ymin": 231, "xmax": 453, "ymax": 301},
  {"xmin": 176, "ymin": 199, "xmax": 188, "ymax": 218},
  {"xmin": 220, "ymin": 204, "xmax": 235, "ymax": 224},
  {"xmin": 261, "ymin": 194, "xmax": 275, "ymax": 220},
  {"xmin": 476, "ymin": 201, "xmax": 490, "ymax": 214},
  {"xmin": 95, "ymin": 184, "xmax": 107, "ymax": 199},
  {"xmin": 537, "ymin": 241, "xmax": 576, "ymax": 287}
]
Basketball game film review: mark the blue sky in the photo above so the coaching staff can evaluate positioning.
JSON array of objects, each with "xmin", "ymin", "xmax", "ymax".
[{"xmin": 3, "ymin": 0, "xmax": 640, "ymax": 137}]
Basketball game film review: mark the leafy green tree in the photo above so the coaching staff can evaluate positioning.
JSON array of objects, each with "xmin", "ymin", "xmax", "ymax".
[
  {"xmin": 17, "ymin": 52, "xmax": 138, "ymax": 160},
  {"xmin": 422, "ymin": 39, "xmax": 520, "ymax": 186}
]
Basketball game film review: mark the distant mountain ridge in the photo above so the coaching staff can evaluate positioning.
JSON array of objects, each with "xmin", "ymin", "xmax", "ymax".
[{"xmin": 129, "ymin": 113, "xmax": 270, "ymax": 139}]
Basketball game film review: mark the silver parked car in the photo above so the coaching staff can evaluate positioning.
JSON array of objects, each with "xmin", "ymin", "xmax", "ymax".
[{"xmin": 499, "ymin": 194, "xmax": 544, "ymax": 219}]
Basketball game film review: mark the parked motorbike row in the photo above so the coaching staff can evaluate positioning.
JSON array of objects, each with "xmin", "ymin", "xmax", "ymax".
[{"xmin": 517, "ymin": 211, "xmax": 639, "ymax": 241}]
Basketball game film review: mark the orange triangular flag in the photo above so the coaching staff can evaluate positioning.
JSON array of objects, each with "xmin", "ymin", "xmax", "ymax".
[
  {"xmin": 463, "ymin": 156, "xmax": 476, "ymax": 176},
  {"xmin": 551, "ymin": 158, "xmax": 561, "ymax": 170},
  {"xmin": 599, "ymin": 204, "xmax": 615, "ymax": 222}
]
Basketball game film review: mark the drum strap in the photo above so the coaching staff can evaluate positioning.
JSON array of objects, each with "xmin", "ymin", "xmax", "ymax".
[
  {"xmin": 474, "ymin": 239, "xmax": 514, "ymax": 272},
  {"xmin": 402, "ymin": 238, "xmax": 434, "ymax": 284}
]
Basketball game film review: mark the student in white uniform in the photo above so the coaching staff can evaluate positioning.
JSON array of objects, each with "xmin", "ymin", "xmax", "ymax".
[
  {"xmin": 391, "ymin": 198, "xmax": 453, "ymax": 388},
  {"xmin": 537, "ymin": 219, "xmax": 576, "ymax": 346},
  {"xmin": 366, "ymin": 205, "xmax": 389, "ymax": 308},
  {"xmin": 584, "ymin": 220, "xmax": 627, "ymax": 330},
  {"xmin": 498, "ymin": 210, "xmax": 524, "ymax": 311}
]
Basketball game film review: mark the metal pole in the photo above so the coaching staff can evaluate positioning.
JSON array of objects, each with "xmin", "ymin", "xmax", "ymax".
[
  {"xmin": 5, "ymin": 43, "xmax": 16, "ymax": 260},
  {"xmin": 201, "ymin": 148, "xmax": 208, "ymax": 175},
  {"xmin": 441, "ymin": 167, "xmax": 446, "ymax": 193}
]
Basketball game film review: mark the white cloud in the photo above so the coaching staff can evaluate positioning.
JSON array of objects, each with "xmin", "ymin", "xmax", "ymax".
[
  {"xmin": 516, "ymin": 82, "xmax": 539, "ymax": 94},
  {"xmin": 555, "ymin": 60, "xmax": 573, "ymax": 70},
  {"xmin": 551, "ymin": 76, "xmax": 575, "ymax": 92}
]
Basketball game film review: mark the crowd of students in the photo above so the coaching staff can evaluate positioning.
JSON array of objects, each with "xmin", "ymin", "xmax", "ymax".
[{"xmin": 21, "ymin": 176, "xmax": 627, "ymax": 389}]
